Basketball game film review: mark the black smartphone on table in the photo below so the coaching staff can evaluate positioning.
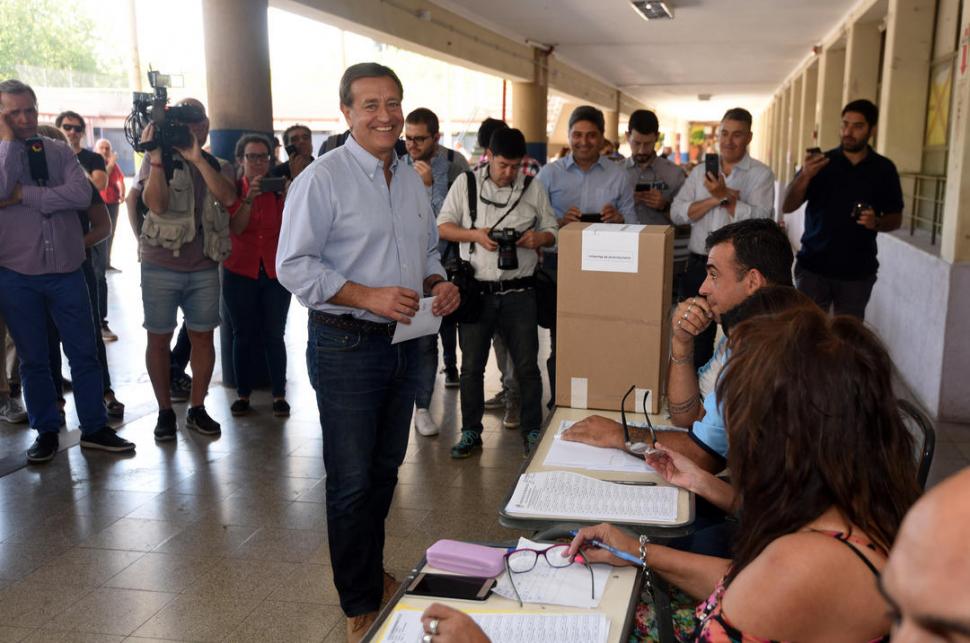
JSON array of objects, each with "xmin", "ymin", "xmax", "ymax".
[
  {"xmin": 580, "ymin": 213, "xmax": 602, "ymax": 222},
  {"xmin": 704, "ymin": 154, "xmax": 720, "ymax": 179},
  {"xmin": 406, "ymin": 573, "xmax": 495, "ymax": 601}
]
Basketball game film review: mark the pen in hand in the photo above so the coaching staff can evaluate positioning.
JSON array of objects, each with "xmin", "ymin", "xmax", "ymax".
[{"xmin": 568, "ymin": 530, "xmax": 644, "ymax": 567}]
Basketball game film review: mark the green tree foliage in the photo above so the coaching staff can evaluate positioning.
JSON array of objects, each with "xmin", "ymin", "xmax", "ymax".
[{"xmin": 0, "ymin": 0, "xmax": 101, "ymax": 77}]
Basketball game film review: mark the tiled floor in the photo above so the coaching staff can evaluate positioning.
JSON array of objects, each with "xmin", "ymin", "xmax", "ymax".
[{"xmin": 0, "ymin": 207, "xmax": 967, "ymax": 641}]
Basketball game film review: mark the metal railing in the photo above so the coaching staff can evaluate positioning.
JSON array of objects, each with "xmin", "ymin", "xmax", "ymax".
[{"xmin": 900, "ymin": 172, "xmax": 946, "ymax": 245}]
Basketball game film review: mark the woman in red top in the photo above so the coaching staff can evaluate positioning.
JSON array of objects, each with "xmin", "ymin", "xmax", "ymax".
[{"xmin": 223, "ymin": 135, "xmax": 292, "ymax": 417}]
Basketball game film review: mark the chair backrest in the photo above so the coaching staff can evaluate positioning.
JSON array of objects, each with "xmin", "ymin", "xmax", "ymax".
[{"xmin": 898, "ymin": 399, "xmax": 936, "ymax": 489}]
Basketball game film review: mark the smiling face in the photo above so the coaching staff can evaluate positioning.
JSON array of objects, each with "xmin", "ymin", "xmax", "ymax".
[
  {"xmin": 569, "ymin": 119, "xmax": 604, "ymax": 166},
  {"xmin": 340, "ymin": 75, "xmax": 404, "ymax": 160},
  {"xmin": 717, "ymin": 118, "xmax": 752, "ymax": 165}
]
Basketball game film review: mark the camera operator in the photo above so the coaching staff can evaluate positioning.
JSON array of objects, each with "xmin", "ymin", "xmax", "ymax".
[
  {"xmin": 131, "ymin": 97, "xmax": 236, "ymax": 443},
  {"xmin": 438, "ymin": 128, "xmax": 558, "ymax": 458},
  {"xmin": 271, "ymin": 124, "xmax": 313, "ymax": 181},
  {"xmin": 222, "ymin": 134, "xmax": 291, "ymax": 418}
]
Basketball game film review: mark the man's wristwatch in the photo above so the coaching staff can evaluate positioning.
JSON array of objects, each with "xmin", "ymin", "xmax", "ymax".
[
  {"xmin": 638, "ymin": 534, "xmax": 650, "ymax": 568},
  {"xmin": 424, "ymin": 277, "xmax": 445, "ymax": 296},
  {"xmin": 718, "ymin": 197, "xmax": 730, "ymax": 207}
]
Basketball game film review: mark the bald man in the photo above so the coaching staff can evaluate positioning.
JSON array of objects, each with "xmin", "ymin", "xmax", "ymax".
[{"xmin": 880, "ymin": 467, "xmax": 970, "ymax": 641}]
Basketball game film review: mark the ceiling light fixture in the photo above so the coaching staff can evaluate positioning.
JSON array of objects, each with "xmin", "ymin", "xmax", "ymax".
[{"xmin": 631, "ymin": 1, "xmax": 674, "ymax": 21}]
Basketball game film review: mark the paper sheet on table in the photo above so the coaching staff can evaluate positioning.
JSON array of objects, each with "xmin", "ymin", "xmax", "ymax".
[
  {"xmin": 377, "ymin": 604, "xmax": 610, "ymax": 643},
  {"xmin": 505, "ymin": 470, "xmax": 679, "ymax": 523},
  {"xmin": 391, "ymin": 296, "xmax": 442, "ymax": 344},
  {"xmin": 545, "ymin": 420, "xmax": 657, "ymax": 474},
  {"xmin": 491, "ymin": 537, "xmax": 610, "ymax": 608}
]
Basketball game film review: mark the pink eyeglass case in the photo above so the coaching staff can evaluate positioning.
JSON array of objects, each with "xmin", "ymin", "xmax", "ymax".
[{"xmin": 426, "ymin": 539, "xmax": 507, "ymax": 578}]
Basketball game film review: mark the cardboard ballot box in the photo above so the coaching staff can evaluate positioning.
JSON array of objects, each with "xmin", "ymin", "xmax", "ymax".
[{"xmin": 555, "ymin": 223, "xmax": 673, "ymax": 414}]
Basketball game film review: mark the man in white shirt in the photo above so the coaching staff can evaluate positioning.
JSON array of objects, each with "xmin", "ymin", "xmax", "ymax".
[
  {"xmin": 438, "ymin": 128, "xmax": 558, "ymax": 458},
  {"xmin": 671, "ymin": 107, "xmax": 774, "ymax": 369}
]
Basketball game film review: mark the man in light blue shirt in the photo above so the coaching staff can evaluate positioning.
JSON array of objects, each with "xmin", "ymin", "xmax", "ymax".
[
  {"xmin": 403, "ymin": 108, "xmax": 469, "ymax": 437},
  {"xmin": 535, "ymin": 105, "xmax": 636, "ymax": 406},
  {"xmin": 276, "ymin": 63, "xmax": 459, "ymax": 642}
]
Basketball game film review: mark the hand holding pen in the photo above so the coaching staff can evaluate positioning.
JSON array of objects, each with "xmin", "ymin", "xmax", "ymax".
[{"xmin": 567, "ymin": 525, "xmax": 642, "ymax": 567}]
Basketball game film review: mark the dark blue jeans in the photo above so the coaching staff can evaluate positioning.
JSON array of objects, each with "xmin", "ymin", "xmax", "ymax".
[
  {"xmin": 306, "ymin": 319, "xmax": 420, "ymax": 616},
  {"xmin": 222, "ymin": 267, "xmax": 291, "ymax": 397},
  {"xmin": 458, "ymin": 289, "xmax": 542, "ymax": 437},
  {"xmin": 0, "ymin": 268, "xmax": 107, "ymax": 435},
  {"xmin": 414, "ymin": 333, "xmax": 437, "ymax": 409}
]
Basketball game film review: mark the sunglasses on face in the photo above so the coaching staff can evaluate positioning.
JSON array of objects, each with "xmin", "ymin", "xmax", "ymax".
[{"xmin": 61, "ymin": 124, "xmax": 84, "ymax": 133}]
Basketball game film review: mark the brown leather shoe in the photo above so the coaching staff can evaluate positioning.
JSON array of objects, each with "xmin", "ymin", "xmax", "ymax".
[
  {"xmin": 346, "ymin": 611, "xmax": 377, "ymax": 643},
  {"xmin": 382, "ymin": 570, "xmax": 401, "ymax": 607}
]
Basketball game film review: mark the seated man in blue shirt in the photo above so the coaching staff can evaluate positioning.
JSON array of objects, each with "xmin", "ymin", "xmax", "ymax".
[{"xmin": 564, "ymin": 219, "xmax": 795, "ymax": 472}]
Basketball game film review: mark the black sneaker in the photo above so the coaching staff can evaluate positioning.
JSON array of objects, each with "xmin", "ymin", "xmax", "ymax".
[
  {"xmin": 170, "ymin": 374, "xmax": 192, "ymax": 403},
  {"xmin": 186, "ymin": 406, "xmax": 221, "ymax": 436},
  {"xmin": 524, "ymin": 429, "xmax": 541, "ymax": 457},
  {"xmin": 154, "ymin": 408, "xmax": 177, "ymax": 441},
  {"xmin": 450, "ymin": 430, "xmax": 483, "ymax": 459},
  {"xmin": 272, "ymin": 399, "xmax": 290, "ymax": 417},
  {"xmin": 230, "ymin": 398, "xmax": 251, "ymax": 417},
  {"xmin": 27, "ymin": 433, "xmax": 59, "ymax": 463},
  {"xmin": 443, "ymin": 367, "xmax": 460, "ymax": 388},
  {"xmin": 80, "ymin": 427, "xmax": 136, "ymax": 453}
]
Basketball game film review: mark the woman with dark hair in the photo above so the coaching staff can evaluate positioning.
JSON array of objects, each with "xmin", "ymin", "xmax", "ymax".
[
  {"xmin": 418, "ymin": 305, "xmax": 921, "ymax": 642},
  {"xmin": 223, "ymin": 134, "xmax": 291, "ymax": 417}
]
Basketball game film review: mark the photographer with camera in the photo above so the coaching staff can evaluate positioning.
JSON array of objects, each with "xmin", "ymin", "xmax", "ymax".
[
  {"xmin": 438, "ymin": 128, "xmax": 558, "ymax": 458},
  {"xmin": 0, "ymin": 79, "xmax": 135, "ymax": 462},
  {"xmin": 222, "ymin": 134, "xmax": 291, "ymax": 418},
  {"xmin": 131, "ymin": 97, "xmax": 236, "ymax": 442},
  {"xmin": 271, "ymin": 124, "xmax": 313, "ymax": 182}
]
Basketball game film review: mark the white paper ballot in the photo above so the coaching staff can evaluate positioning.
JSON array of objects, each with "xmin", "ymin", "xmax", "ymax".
[
  {"xmin": 505, "ymin": 471, "xmax": 679, "ymax": 524},
  {"xmin": 581, "ymin": 223, "xmax": 646, "ymax": 273},
  {"xmin": 391, "ymin": 296, "xmax": 443, "ymax": 344},
  {"xmin": 378, "ymin": 605, "xmax": 610, "ymax": 643},
  {"xmin": 544, "ymin": 420, "xmax": 656, "ymax": 474},
  {"xmin": 491, "ymin": 537, "xmax": 611, "ymax": 608}
]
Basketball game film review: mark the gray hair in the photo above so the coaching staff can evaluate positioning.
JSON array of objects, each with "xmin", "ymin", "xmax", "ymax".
[
  {"xmin": 0, "ymin": 79, "xmax": 38, "ymax": 105},
  {"xmin": 338, "ymin": 63, "xmax": 403, "ymax": 107}
]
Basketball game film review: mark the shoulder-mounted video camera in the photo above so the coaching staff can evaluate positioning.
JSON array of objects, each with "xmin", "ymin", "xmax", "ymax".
[{"xmin": 124, "ymin": 69, "xmax": 205, "ymax": 182}]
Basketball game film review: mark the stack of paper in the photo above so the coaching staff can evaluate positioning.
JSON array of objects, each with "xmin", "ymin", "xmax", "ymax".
[
  {"xmin": 505, "ymin": 470, "xmax": 679, "ymax": 524},
  {"xmin": 490, "ymin": 537, "xmax": 610, "ymax": 608},
  {"xmin": 378, "ymin": 606, "xmax": 610, "ymax": 643},
  {"xmin": 544, "ymin": 420, "xmax": 656, "ymax": 473}
]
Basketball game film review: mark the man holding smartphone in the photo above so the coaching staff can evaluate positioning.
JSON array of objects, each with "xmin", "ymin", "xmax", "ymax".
[
  {"xmin": 271, "ymin": 123, "xmax": 313, "ymax": 181},
  {"xmin": 624, "ymin": 109, "xmax": 685, "ymax": 225},
  {"xmin": 670, "ymin": 107, "xmax": 774, "ymax": 370},
  {"xmin": 782, "ymin": 99, "xmax": 902, "ymax": 320}
]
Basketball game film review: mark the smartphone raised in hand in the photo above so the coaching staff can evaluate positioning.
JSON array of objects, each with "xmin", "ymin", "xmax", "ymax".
[
  {"xmin": 259, "ymin": 176, "xmax": 286, "ymax": 193},
  {"xmin": 704, "ymin": 154, "xmax": 720, "ymax": 179}
]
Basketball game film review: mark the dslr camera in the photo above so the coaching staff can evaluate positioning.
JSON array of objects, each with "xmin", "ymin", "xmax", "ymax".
[
  {"xmin": 489, "ymin": 227, "xmax": 524, "ymax": 270},
  {"xmin": 124, "ymin": 69, "xmax": 205, "ymax": 181}
]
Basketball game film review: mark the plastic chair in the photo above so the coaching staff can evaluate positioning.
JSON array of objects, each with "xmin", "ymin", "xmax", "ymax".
[{"xmin": 898, "ymin": 399, "xmax": 936, "ymax": 489}]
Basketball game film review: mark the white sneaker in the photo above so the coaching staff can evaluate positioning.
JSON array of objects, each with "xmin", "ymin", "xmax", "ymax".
[
  {"xmin": 0, "ymin": 396, "xmax": 27, "ymax": 423},
  {"xmin": 414, "ymin": 408, "xmax": 439, "ymax": 437}
]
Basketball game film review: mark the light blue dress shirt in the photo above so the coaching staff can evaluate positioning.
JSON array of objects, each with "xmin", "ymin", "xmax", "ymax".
[
  {"xmin": 689, "ymin": 390, "xmax": 728, "ymax": 460},
  {"xmin": 536, "ymin": 153, "xmax": 636, "ymax": 223},
  {"xmin": 276, "ymin": 134, "xmax": 445, "ymax": 323}
]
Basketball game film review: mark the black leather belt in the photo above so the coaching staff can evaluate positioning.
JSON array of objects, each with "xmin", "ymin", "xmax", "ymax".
[
  {"xmin": 480, "ymin": 276, "xmax": 535, "ymax": 295},
  {"xmin": 309, "ymin": 311, "xmax": 396, "ymax": 336}
]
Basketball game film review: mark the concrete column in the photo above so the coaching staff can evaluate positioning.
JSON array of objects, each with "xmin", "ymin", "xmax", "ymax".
[
  {"xmin": 877, "ymin": 0, "xmax": 935, "ymax": 173},
  {"xmin": 603, "ymin": 91, "xmax": 620, "ymax": 145},
  {"xmin": 776, "ymin": 92, "xmax": 789, "ymax": 178},
  {"xmin": 512, "ymin": 48, "xmax": 549, "ymax": 164},
  {"xmin": 201, "ymin": 0, "xmax": 273, "ymax": 162},
  {"xmin": 940, "ymin": 1, "xmax": 970, "ymax": 262},
  {"xmin": 816, "ymin": 46, "xmax": 846, "ymax": 150},
  {"xmin": 798, "ymin": 61, "xmax": 819, "ymax": 154},
  {"xmin": 843, "ymin": 21, "xmax": 883, "ymax": 104},
  {"xmin": 785, "ymin": 80, "xmax": 800, "ymax": 183}
]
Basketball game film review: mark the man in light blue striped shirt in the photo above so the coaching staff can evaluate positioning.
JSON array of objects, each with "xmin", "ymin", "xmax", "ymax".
[{"xmin": 276, "ymin": 63, "xmax": 459, "ymax": 642}]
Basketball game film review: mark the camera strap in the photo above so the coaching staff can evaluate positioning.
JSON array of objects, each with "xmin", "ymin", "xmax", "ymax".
[
  {"xmin": 487, "ymin": 175, "xmax": 533, "ymax": 233},
  {"xmin": 465, "ymin": 169, "xmax": 477, "ymax": 254}
]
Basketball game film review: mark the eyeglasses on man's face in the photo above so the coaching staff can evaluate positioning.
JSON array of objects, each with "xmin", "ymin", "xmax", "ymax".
[
  {"xmin": 244, "ymin": 153, "xmax": 270, "ymax": 162},
  {"xmin": 61, "ymin": 123, "xmax": 84, "ymax": 133},
  {"xmin": 405, "ymin": 135, "xmax": 432, "ymax": 144},
  {"xmin": 503, "ymin": 544, "xmax": 594, "ymax": 607}
]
